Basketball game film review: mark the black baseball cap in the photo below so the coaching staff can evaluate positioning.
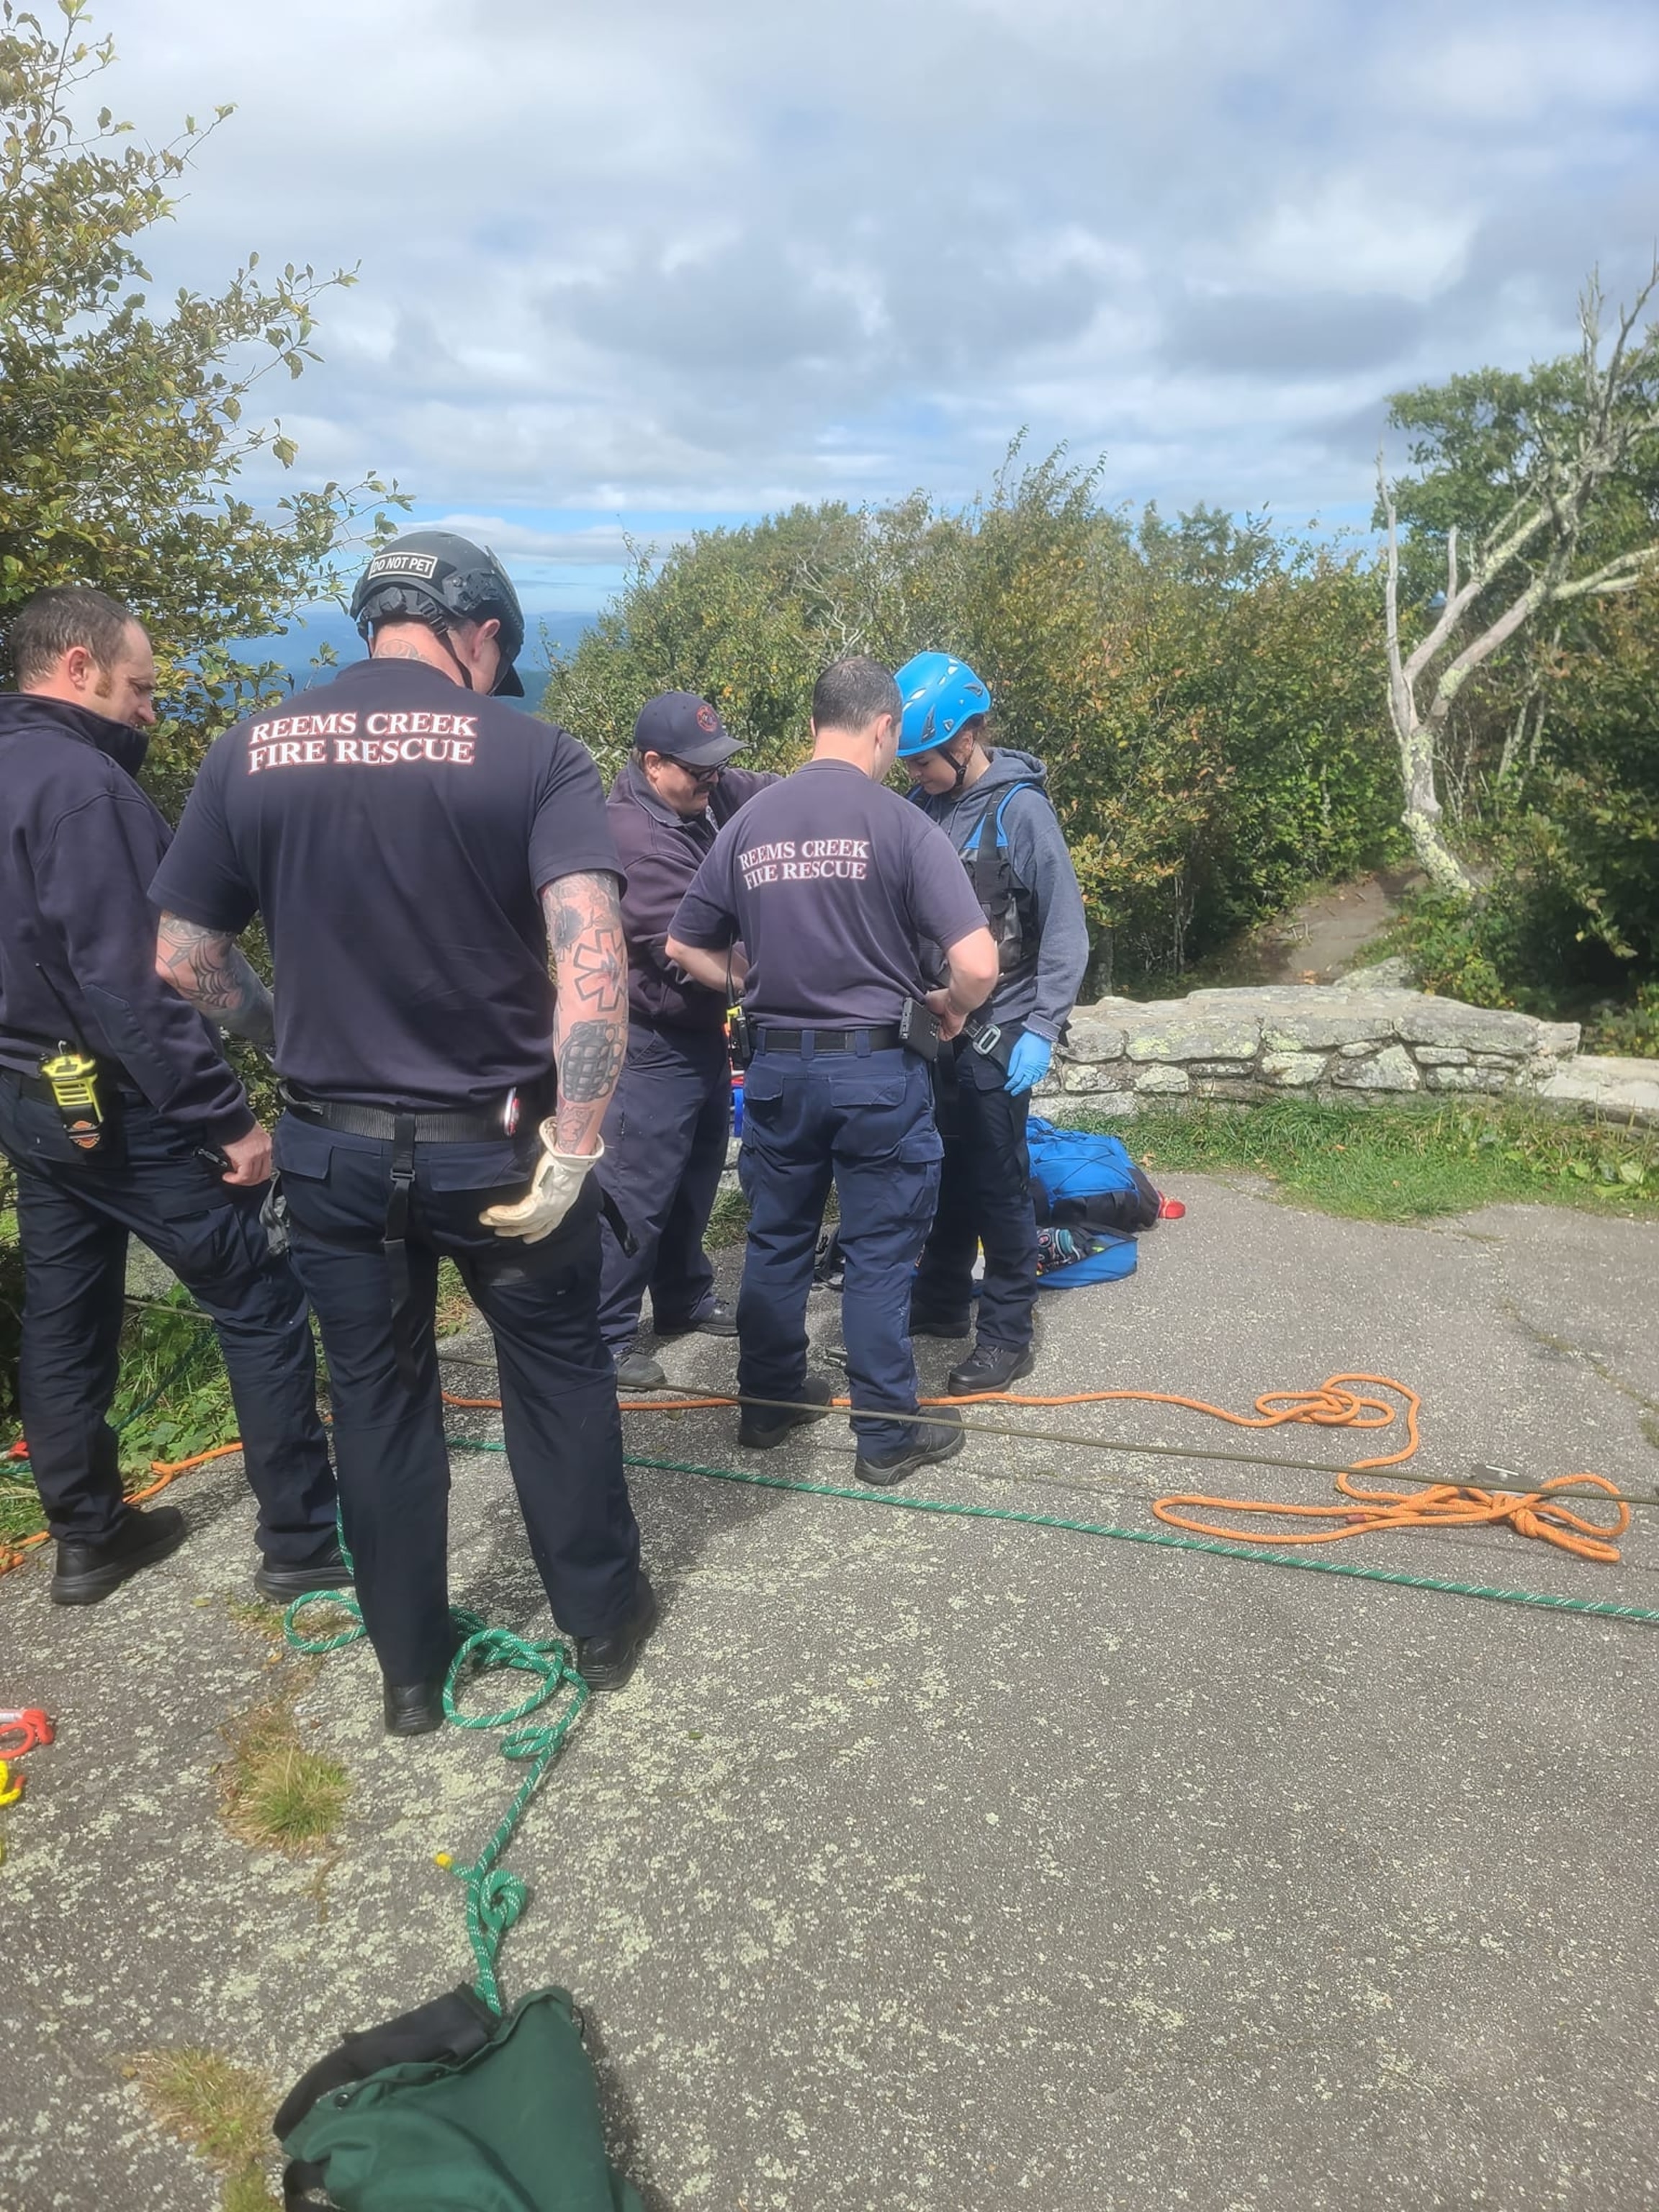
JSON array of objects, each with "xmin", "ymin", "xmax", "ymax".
[{"xmin": 632, "ymin": 691, "xmax": 745, "ymax": 767}]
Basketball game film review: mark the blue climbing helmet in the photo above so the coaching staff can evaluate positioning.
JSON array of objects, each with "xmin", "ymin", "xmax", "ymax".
[{"xmin": 894, "ymin": 651, "xmax": 992, "ymax": 757}]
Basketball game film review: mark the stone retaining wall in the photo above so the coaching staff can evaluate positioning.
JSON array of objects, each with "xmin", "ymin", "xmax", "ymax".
[{"xmin": 1031, "ymin": 981, "xmax": 1658, "ymax": 1125}]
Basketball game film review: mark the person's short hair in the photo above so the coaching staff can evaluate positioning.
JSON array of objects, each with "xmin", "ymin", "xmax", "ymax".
[
  {"xmin": 9, "ymin": 587, "xmax": 138, "ymax": 688},
  {"xmin": 811, "ymin": 655, "xmax": 902, "ymax": 737}
]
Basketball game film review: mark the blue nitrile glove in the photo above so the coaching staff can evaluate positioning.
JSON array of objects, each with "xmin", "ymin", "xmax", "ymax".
[{"xmin": 1004, "ymin": 1032, "xmax": 1052, "ymax": 1096}]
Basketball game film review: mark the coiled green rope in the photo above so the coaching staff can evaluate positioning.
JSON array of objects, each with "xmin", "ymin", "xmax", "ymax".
[{"xmin": 284, "ymin": 1547, "xmax": 589, "ymax": 2014}]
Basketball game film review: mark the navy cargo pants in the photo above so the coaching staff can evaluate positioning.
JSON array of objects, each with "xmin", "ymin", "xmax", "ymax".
[
  {"xmin": 911, "ymin": 1030, "xmax": 1040, "ymax": 1351},
  {"xmin": 595, "ymin": 1024, "xmax": 729, "ymax": 1355},
  {"xmin": 736, "ymin": 1043, "xmax": 941, "ymax": 1453},
  {"xmin": 274, "ymin": 1115, "xmax": 642, "ymax": 1686},
  {"xmin": 0, "ymin": 1076, "xmax": 337, "ymax": 1561}
]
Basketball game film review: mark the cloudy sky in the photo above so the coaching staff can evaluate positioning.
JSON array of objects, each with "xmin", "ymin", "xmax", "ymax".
[{"xmin": 102, "ymin": 0, "xmax": 1659, "ymax": 624}]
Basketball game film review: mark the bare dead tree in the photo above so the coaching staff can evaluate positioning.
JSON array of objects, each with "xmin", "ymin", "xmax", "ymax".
[{"xmin": 1380, "ymin": 265, "xmax": 1659, "ymax": 894}]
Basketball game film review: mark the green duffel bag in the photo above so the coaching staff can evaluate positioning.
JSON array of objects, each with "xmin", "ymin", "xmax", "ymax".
[{"xmin": 276, "ymin": 1982, "xmax": 644, "ymax": 2211}]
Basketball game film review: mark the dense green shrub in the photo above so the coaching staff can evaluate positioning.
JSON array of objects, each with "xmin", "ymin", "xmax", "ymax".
[{"xmin": 543, "ymin": 454, "xmax": 1401, "ymax": 990}]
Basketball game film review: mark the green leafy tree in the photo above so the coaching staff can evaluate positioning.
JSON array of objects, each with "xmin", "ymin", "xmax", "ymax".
[
  {"xmin": 544, "ymin": 447, "xmax": 1399, "ymax": 991},
  {"xmin": 0, "ymin": 0, "xmax": 407, "ymax": 811}
]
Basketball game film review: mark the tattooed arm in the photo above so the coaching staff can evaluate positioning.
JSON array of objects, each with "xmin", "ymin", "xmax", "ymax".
[
  {"xmin": 155, "ymin": 912, "xmax": 277, "ymax": 1053},
  {"xmin": 541, "ymin": 870, "xmax": 628, "ymax": 1156}
]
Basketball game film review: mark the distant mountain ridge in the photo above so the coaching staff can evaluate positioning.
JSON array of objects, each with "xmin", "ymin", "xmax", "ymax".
[{"xmin": 238, "ymin": 607, "xmax": 596, "ymax": 711}]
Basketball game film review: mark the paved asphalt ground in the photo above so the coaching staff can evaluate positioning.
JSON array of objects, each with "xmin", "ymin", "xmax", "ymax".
[{"xmin": 2, "ymin": 1175, "xmax": 1656, "ymax": 2211}]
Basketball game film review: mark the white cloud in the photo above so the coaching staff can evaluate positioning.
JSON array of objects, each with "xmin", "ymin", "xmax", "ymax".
[{"xmin": 70, "ymin": 0, "xmax": 1659, "ymax": 557}]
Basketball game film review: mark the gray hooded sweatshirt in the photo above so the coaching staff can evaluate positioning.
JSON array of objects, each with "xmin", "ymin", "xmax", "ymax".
[{"xmin": 911, "ymin": 747, "xmax": 1089, "ymax": 1042}]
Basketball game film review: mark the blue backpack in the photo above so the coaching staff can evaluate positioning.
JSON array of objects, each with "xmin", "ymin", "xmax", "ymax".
[{"xmin": 1026, "ymin": 1119, "xmax": 1160, "ymax": 1290}]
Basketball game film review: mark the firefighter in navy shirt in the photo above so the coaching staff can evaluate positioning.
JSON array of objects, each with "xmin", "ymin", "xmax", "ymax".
[
  {"xmin": 598, "ymin": 691, "xmax": 779, "ymax": 1390},
  {"xmin": 151, "ymin": 533, "xmax": 655, "ymax": 1733},
  {"xmin": 666, "ymin": 657, "xmax": 998, "ymax": 1486},
  {"xmin": 0, "ymin": 588, "xmax": 339, "ymax": 1605}
]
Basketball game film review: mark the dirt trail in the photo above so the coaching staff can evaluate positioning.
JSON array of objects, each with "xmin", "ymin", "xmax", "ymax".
[{"xmin": 1200, "ymin": 866, "xmax": 1425, "ymax": 988}]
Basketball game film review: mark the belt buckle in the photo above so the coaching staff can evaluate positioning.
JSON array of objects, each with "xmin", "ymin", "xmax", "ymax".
[
  {"xmin": 971, "ymin": 1022, "xmax": 1003, "ymax": 1058},
  {"xmin": 503, "ymin": 1085, "xmax": 521, "ymax": 1135}
]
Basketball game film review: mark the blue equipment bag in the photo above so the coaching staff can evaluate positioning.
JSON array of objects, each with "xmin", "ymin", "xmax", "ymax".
[{"xmin": 1026, "ymin": 1119, "xmax": 1159, "ymax": 1290}]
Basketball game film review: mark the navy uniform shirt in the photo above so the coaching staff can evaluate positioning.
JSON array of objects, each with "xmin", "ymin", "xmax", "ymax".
[
  {"xmin": 669, "ymin": 759, "xmax": 985, "ymax": 1028},
  {"xmin": 607, "ymin": 757, "xmax": 778, "ymax": 1034},
  {"xmin": 0, "ymin": 692, "xmax": 252, "ymax": 1142},
  {"xmin": 150, "ymin": 659, "xmax": 621, "ymax": 1110}
]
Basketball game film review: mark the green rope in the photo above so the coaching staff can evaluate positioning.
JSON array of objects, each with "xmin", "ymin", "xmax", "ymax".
[
  {"xmin": 440, "ymin": 1433, "xmax": 1659, "ymax": 1629},
  {"xmin": 283, "ymin": 1538, "xmax": 589, "ymax": 2014}
]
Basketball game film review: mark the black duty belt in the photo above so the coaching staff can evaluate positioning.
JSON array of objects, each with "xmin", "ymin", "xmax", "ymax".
[
  {"xmin": 282, "ymin": 1082, "xmax": 546, "ymax": 1393},
  {"xmin": 753, "ymin": 1025, "xmax": 904, "ymax": 1056},
  {"xmin": 279, "ymin": 1082, "xmax": 632, "ymax": 1394},
  {"xmin": 280, "ymin": 1085, "xmax": 540, "ymax": 1143}
]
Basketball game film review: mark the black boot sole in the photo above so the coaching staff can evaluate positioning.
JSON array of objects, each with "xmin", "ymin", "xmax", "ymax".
[
  {"xmin": 254, "ymin": 1563, "xmax": 355, "ymax": 1603},
  {"xmin": 50, "ymin": 1515, "xmax": 189, "ymax": 1606}
]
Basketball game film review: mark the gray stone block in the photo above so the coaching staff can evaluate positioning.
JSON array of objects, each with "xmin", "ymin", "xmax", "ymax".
[
  {"xmin": 1413, "ymin": 1046, "xmax": 1469, "ymax": 1066},
  {"xmin": 1426, "ymin": 1064, "xmax": 1509, "ymax": 1093},
  {"xmin": 1262, "ymin": 1051, "xmax": 1326, "ymax": 1087},
  {"xmin": 1332, "ymin": 1045, "xmax": 1421, "ymax": 1092},
  {"xmin": 1058, "ymin": 1018, "xmax": 1126, "ymax": 1061},
  {"xmin": 1189, "ymin": 1061, "xmax": 1254, "ymax": 1079},
  {"xmin": 1395, "ymin": 999, "xmax": 1539, "ymax": 1053},
  {"xmin": 1125, "ymin": 1017, "xmax": 1261, "ymax": 1062},
  {"xmin": 1262, "ymin": 1010, "xmax": 1394, "ymax": 1051},
  {"xmin": 1336, "ymin": 1040, "xmax": 1377, "ymax": 1058},
  {"xmin": 1133, "ymin": 1064, "xmax": 1191, "ymax": 1095}
]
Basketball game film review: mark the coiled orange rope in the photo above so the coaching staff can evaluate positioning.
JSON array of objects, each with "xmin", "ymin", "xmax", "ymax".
[{"xmin": 444, "ymin": 1370, "xmax": 1629, "ymax": 1567}]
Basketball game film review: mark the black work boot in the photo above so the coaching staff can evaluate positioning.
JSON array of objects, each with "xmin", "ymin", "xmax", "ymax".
[
  {"xmin": 737, "ymin": 1370, "xmax": 835, "ymax": 1449},
  {"xmin": 575, "ymin": 1573, "xmax": 659, "ymax": 1693},
  {"xmin": 853, "ymin": 1410, "xmax": 966, "ymax": 1489},
  {"xmin": 656, "ymin": 1298, "xmax": 738, "ymax": 1339},
  {"xmin": 382, "ymin": 1627, "xmax": 467, "ymax": 1738},
  {"xmin": 254, "ymin": 1547, "xmax": 355, "ymax": 1604},
  {"xmin": 614, "ymin": 1349, "xmax": 668, "ymax": 1392},
  {"xmin": 948, "ymin": 1340, "xmax": 1037, "ymax": 1396},
  {"xmin": 50, "ymin": 1503, "xmax": 187, "ymax": 1606}
]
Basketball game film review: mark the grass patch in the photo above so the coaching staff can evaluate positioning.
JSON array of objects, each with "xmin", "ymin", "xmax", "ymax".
[
  {"xmin": 704, "ymin": 1183, "xmax": 752, "ymax": 1250},
  {"xmin": 435, "ymin": 1254, "xmax": 475, "ymax": 1334},
  {"xmin": 1074, "ymin": 1098, "xmax": 1659, "ymax": 1223},
  {"xmin": 220, "ymin": 1683, "xmax": 349, "ymax": 1856},
  {"xmin": 130, "ymin": 2046, "xmax": 279, "ymax": 2208},
  {"xmin": 1, "ymin": 1282, "xmax": 240, "ymax": 1552}
]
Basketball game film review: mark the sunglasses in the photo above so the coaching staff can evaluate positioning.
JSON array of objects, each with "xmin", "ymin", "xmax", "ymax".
[{"xmin": 668, "ymin": 757, "xmax": 723, "ymax": 787}]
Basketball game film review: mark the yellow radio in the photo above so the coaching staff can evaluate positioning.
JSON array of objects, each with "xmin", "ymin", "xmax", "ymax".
[{"xmin": 40, "ymin": 1046, "xmax": 107, "ymax": 1152}]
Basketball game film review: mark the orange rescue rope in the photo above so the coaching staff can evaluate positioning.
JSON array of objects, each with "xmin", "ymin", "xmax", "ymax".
[{"xmin": 442, "ymin": 1370, "xmax": 1628, "ymax": 1567}]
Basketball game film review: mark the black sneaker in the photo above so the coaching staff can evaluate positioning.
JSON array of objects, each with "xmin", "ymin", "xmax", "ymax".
[
  {"xmin": 655, "ymin": 1298, "xmax": 738, "ymax": 1339},
  {"xmin": 615, "ymin": 1349, "xmax": 668, "ymax": 1392},
  {"xmin": 50, "ymin": 1504, "xmax": 187, "ymax": 1606},
  {"xmin": 737, "ymin": 1370, "xmax": 835, "ymax": 1449},
  {"xmin": 853, "ymin": 1411, "xmax": 966, "ymax": 1488},
  {"xmin": 575, "ymin": 1573, "xmax": 659, "ymax": 1693},
  {"xmin": 947, "ymin": 1340, "xmax": 1037, "ymax": 1395},
  {"xmin": 254, "ymin": 1547, "xmax": 355, "ymax": 1603},
  {"xmin": 908, "ymin": 1309, "xmax": 973, "ymax": 1340}
]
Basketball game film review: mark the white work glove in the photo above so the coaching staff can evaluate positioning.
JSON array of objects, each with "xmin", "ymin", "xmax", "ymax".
[{"xmin": 478, "ymin": 1123, "xmax": 603, "ymax": 1244}]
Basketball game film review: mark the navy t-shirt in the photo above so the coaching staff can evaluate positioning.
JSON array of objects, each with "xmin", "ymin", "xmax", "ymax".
[
  {"xmin": 669, "ymin": 759, "xmax": 986, "ymax": 1027},
  {"xmin": 150, "ymin": 659, "xmax": 620, "ymax": 1110}
]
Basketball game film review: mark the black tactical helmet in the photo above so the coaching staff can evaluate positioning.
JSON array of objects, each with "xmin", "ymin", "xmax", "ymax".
[{"xmin": 349, "ymin": 531, "xmax": 526, "ymax": 696}]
